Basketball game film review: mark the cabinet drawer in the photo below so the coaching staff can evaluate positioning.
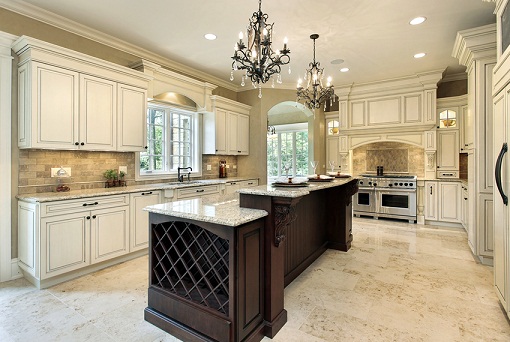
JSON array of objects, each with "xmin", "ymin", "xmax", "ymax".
[
  {"xmin": 41, "ymin": 194, "xmax": 129, "ymax": 217},
  {"xmin": 437, "ymin": 171, "xmax": 458, "ymax": 179},
  {"xmin": 239, "ymin": 179, "xmax": 258, "ymax": 187},
  {"xmin": 176, "ymin": 185, "xmax": 220, "ymax": 199}
]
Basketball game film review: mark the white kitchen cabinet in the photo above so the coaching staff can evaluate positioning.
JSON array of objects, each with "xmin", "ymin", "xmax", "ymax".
[
  {"xmin": 79, "ymin": 74, "xmax": 116, "ymax": 150},
  {"xmin": 40, "ymin": 212, "xmax": 89, "ymax": 279},
  {"xmin": 176, "ymin": 184, "xmax": 221, "ymax": 199},
  {"xmin": 17, "ymin": 194, "xmax": 133, "ymax": 288},
  {"xmin": 18, "ymin": 62, "xmax": 79, "ymax": 149},
  {"xmin": 459, "ymin": 104, "xmax": 469, "ymax": 152},
  {"xmin": 117, "ymin": 83, "xmax": 148, "ymax": 152},
  {"xmin": 326, "ymin": 137, "xmax": 340, "ymax": 171},
  {"xmin": 204, "ymin": 96, "xmax": 251, "ymax": 155},
  {"xmin": 424, "ymin": 181, "xmax": 461, "ymax": 224},
  {"xmin": 461, "ymin": 184, "xmax": 468, "ymax": 229},
  {"xmin": 129, "ymin": 190, "xmax": 161, "ymax": 252},
  {"xmin": 90, "ymin": 206, "xmax": 129, "ymax": 264},
  {"xmin": 424, "ymin": 181, "xmax": 438, "ymax": 221},
  {"xmin": 13, "ymin": 36, "xmax": 150, "ymax": 152},
  {"xmin": 436, "ymin": 130, "xmax": 459, "ymax": 178},
  {"xmin": 225, "ymin": 179, "xmax": 259, "ymax": 195}
]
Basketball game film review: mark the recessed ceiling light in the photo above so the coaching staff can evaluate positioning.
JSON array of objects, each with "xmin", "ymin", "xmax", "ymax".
[
  {"xmin": 204, "ymin": 33, "xmax": 217, "ymax": 40},
  {"xmin": 331, "ymin": 59, "xmax": 344, "ymax": 65},
  {"xmin": 410, "ymin": 17, "xmax": 426, "ymax": 25},
  {"xmin": 414, "ymin": 52, "xmax": 426, "ymax": 58},
  {"xmin": 340, "ymin": 67, "xmax": 349, "ymax": 72}
]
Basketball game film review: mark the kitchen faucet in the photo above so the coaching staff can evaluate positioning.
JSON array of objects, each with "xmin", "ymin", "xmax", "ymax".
[{"xmin": 177, "ymin": 167, "xmax": 192, "ymax": 182}]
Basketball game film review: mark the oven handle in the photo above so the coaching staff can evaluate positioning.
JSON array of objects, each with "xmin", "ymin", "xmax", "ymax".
[
  {"xmin": 376, "ymin": 189, "xmax": 417, "ymax": 194},
  {"xmin": 495, "ymin": 142, "xmax": 508, "ymax": 206}
]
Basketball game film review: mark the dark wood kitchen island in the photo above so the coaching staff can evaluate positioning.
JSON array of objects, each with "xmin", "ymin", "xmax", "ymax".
[{"xmin": 143, "ymin": 178, "xmax": 358, "ymax": 342}]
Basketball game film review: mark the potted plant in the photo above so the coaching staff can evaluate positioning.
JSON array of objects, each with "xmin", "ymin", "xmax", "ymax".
[
  {"xmin": 103, "ymin": 169, "xmax": 117, "ymax": 187},
  {"xmin": 119, "ymin": 170, "xmax": 126, "ymax": 186}
]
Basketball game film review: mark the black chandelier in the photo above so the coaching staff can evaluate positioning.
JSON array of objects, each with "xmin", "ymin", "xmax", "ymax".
[
  {"xmin": 297, "ymin": 34, "xmax": 335, "ymax": 110},
  {"xmin": 231, "ymin": 0, "xmax": 291, "ymax": 98}
]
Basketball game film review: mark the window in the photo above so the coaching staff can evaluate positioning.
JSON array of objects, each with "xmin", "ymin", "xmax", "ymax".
[
  {"xmin": 439, "ymin": 109, "xmax": 457, "ymax": 128},
  {"xmin": 137, "ymin": 103, "xmax": 200, "ymax": 179},
  {"xmin": 267, "ymin": 123, "xmax": 308, "ymax": 180}
]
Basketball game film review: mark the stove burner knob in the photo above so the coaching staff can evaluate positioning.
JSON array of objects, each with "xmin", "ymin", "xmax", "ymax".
[
  {"xmin": 373, "ymin": 182, "xmax": 377, "ymax": 186},
  {"xmin": 389, "ymin": 183, "xmax": 393, "ymax": 187},
  {"xmin": 409, "ymin": 182, "xmax": 413, "ymax": 186},
  {"xmin": 394, "ymin": 182, "xmax": 398, "ymax": 186},
  {"xmin": 359, "ymin": 180, "xmax": 364, "ymax": 185},
  {"xmin": 404, "ymin": 183, "xmax": 408, "ymax": 186},
  {"xmin": 399, "ymin": 182, "xmax": 403, "ymax": 186},
  {"xmin": 368, "ymin": 181, "xmax": 372, "ymax": 185}
]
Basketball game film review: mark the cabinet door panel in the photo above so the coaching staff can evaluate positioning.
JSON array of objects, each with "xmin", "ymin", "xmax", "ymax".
[
  {"xmin": 438, "ymin": 182, "xmax": 461, "ymax": 223},
  {"xmin": 41, "ymin": 213, "xmax": 89, "ymax": 279},
  {"xmin": 117, "ymin": 84, "xmax": 147, "ymax": 151},
  {"xmin": 215, "ymin": 109, "xmax": 227, "ymax": 154},
  {"xmin": 80, "ymin": 74, "xmax": 116, "ymax": 150},
  {"xmin": 227, "ymin": 112, "xmax": 239, "ymax": 154},
  {"xmin": 237, "ymin": 114, "xmax": 249, "ymax": 155},
  {"xmin": 130, "ymin": 192, "xmax": 161, "ymax": 252},
  {"xmin": 91, "ymin": 207, "xmax": 129, "ymax": 263},
  {"xmin": 437, "ymin": 130, "xmax": 459, "ymax": 170},
  {"xmin": 34, "ymin": 63, "xmax": 79, "ymax": 148},
  {"xmin": 424, "ymin": 182, "xmax": 437, "ymax": 221}
]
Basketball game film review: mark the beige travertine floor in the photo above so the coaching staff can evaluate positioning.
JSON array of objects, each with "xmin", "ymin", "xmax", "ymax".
[{"xmin": 1, "ymin": 218, "xmax": 509, "ymax": 341}]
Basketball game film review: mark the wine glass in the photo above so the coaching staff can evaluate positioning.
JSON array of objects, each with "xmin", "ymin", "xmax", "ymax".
[
  {"xmin": 283, "ymin": 163, "xmax": 291, "ymax": 179},
  {"xmin": 310, "ymin": 160, "xmax": 318, "ymax": 177},
  {"xmin": 328, "ymin": 160, "xmax": 336, "ymax": 173}
]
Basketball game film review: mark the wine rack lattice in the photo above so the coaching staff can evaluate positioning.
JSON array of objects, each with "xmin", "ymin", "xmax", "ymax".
[{"xmin": 151, "ymin": 221, "xmax": 230, "ymax": 316}]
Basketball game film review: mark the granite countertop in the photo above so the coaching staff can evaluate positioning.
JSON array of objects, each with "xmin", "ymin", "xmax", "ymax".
[
  {"xmin": 238, "ymin": 177, "xmax": 357, "ymax": 198},
  {"xmin": 17, "ymin": 177, "xmax": 259, "ymax": 203},
  {"xmin": 144, "ymin": 193, "xmax": 268, "ymax": 227}
]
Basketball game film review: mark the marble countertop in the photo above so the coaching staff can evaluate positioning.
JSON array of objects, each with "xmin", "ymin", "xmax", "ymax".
[
  {"xmin": 17, "ymin": 177, "xmax": 258, "ymax": 203},
  {"xmin": 144, "ymin": 193, "xmax": 268, "ymax": 227},
  {"xmin": 238, "ymin": 177, "xmax": 357, "ymax": 198}
]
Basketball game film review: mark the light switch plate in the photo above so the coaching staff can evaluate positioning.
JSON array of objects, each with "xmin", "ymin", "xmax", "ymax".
[
  {"xmin": 206, "ymin": 164, "xmax": 212, "ymax": 170},
  {"xmin": 51, "ymin": 167, "xmax": 72, "ymax": 177},
  {"xmin": 226, "ymin": 164, "xmax": 230, "ymax": 169},
  {"xmin": 233, "ymin": 165, "xmax": 237, "ymax": 169},
  {"xmin": 119, "ymin": 166, "xmax": 127, "ymax": 174}
]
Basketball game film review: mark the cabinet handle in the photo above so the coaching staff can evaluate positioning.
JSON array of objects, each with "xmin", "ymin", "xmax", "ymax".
[
  {"xmin": 248, "ymin": 182, "xmax": 254, "ymax": 185},
  {"xmin": 83, "ymin": 201, "xmax": 99, "ymax": 207},
  {"xmin": 196, "ymin": 189, "xmax": 205, "ymax": 193},
  {"xmin": 74, "ymin": 142, "xmax": 79, "ymax": 146},
  {"xmin": 495, "ymin": 142, "xmax": 508, "ymax": 206},
  {"xmin": 80, "ymin": 142, "xmax": 85, "ymax": 146},
  {"xmin": 437, "ymin": 166, "xmax": 440, "ymax": 169},
  {"xmin": 86, "ymin": 216, "xmax": 91, "ymax": 220},
  {"xmin": 141, "ymin": 192, "xmax": 153, "ymax": 195},
  {"xmin": 92, "ymin": 215, "xmax": 96, "ymax": 219},
  {"xmin": 230, "ymin": 182, "xmax": 237, "ymax": 185},
  {"xmin": 238, "ymin": 150, "xmax": 241, "ymax": 153},
  {"xmin": 430, "ymin": 186, "xmax": 433, "ymax": 195},
  {"xmin": 464, "ymin": 198, "xmax": 468, "ymax": 200},
  {"xmin": 144, "ymin": 146, "xmax": 148, "ymax": 149}
]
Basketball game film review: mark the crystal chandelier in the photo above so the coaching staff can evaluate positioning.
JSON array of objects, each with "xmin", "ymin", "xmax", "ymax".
[
  {"xmin": 297, "ymin": 34, "xmax": 335, "ymax": 110},
  {"xmin": 231, "ymin": 0, "xmax": 291, "ymax": 98}
]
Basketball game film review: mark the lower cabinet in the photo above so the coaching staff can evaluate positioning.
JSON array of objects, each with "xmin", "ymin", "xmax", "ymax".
[
  {"xmin": 130, "ymin": 190, "xmax": 162, "ymax": 252},
  {"xmin": 424, "ymin": 181, "xmax": 461, "ymax": 224},
  {"xmin": 18, "ymin": 194, "xmax": 135, "ymax": 288},
  {"xmin": 225, "ymin": 179, "xmax": 259, "ymax": 195}
]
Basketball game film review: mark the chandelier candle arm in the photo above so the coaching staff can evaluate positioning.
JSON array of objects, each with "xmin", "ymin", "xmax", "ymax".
[
  {"xmin": 296, "ymin": 34, "xmax": 335, "ymax": 110},
  {"xmin": 231, "ymin": 0, "xmax": 291, "ymax": 97}
]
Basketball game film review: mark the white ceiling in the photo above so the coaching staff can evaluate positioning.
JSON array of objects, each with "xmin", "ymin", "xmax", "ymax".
[{"xmin": 2, "ymin": 0, "xmax": 497, "ymax": 90}]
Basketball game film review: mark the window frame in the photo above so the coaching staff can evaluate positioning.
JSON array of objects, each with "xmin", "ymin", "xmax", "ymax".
[
  {"xmin": 267, "ymin": 123, "xmax": 308, "ymax": 181},
  {"xmin": 135, "ymin": 102, "xmax": 202, "ymax": 181}
]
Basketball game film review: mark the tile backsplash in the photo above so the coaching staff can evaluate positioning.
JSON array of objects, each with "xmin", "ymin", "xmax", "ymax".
[
  {"xmin": 18, "ymin": 150, "xmax": 238, "ymax": 194},
  {"xmin": 352, "ymin": 142, "xmax": 425, "ymax": 177}
]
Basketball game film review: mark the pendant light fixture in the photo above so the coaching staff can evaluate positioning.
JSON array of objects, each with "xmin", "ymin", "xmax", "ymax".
[
  {"xmin": 231, "ymin": 0, "xmax": 291, "ymax": 98},
  {"xmin": 296, "ymin": 34, "xmax": 335, "ymax": 110}
]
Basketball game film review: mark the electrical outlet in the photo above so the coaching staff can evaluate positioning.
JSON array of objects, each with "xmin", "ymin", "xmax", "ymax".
[
  {"xmin": 206, "ymin": 164, "xmax": 212, "ymax": 171},
  {"xmin": 226, "ymin": 164, "xmax": 230, "ymax": 169},
  {"xmin": 119, "ymin": 166, "xmax": 127, "ymax": 174},
  {"xmin": 51, "ymin": 167, "xmax": 72, "ymax": 177},
  {"xmin": 233, "ymin": 165, "xmax": 237, "ymax": 169}
]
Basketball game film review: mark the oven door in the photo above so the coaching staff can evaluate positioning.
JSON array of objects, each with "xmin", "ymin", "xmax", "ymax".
[
  {"xmin": 353, "ymin": 188, "xmax": 376, "ymax": 213},
  {"xmin": 376, "ymin": 189, "xmax": 417, "ymax": 217}
]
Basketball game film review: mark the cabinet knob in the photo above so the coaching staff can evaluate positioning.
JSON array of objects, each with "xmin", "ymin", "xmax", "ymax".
[
  {"xmin": 86, "ymin": 216, "xmax": 91, "ymax": 220},
  {"xmin": 80, "ymin": 142, "xmax": 85, "ymax": 146},
  {"xmin": 144, "ymin": 146, "xmax": 148, "ymax": 149},
  {"xmin": 75, "ymin": 142, "xmax": 79, "ymax": 146},
  {"xmin": 238, "ymin": 150, "xmax": 241, "ymax": 153},
  {"xmin": 92, "ymin": 215, "xmax": 96, "ymax": 219},
  {"xmin": 464, "ymin": 198, "xmax": 468, "ymax": 200}
]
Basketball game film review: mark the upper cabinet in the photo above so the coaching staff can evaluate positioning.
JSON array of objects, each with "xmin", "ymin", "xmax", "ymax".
[
  {"xmin": 13, "ymin": 36, "xmax": 151, "ymax": 151},
  {"xmin": 203, "ymin": 95, "xmax": 251, "ymax": 155}
]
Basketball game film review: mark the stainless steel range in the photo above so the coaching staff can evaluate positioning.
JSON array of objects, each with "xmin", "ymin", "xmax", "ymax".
[{"xmin": 353, "ymin": 174, "xmax": 417, "ymax": 223}]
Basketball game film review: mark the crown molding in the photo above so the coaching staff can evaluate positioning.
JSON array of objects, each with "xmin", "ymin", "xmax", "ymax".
[
  {"xmin": 452, "ymin": 23, "xmax": 497, "ymax": 68},
  {"xmin": 0, "ymin": 0, "xmax": 238, "ymax": 91}
]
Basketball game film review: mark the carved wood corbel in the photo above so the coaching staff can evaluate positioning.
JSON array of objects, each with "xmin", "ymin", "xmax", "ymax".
[{"xmin": 273, "ymin": 197, "xmax": 301, "ymax": 247}]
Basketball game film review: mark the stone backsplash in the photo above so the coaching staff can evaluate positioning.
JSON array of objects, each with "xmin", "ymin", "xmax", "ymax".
[
  {"xmin": 352, "ymin": 142, "xmax": 425, "ymax": 177},
  {"xmin": 18, "ymin": 150, "xmax": 238, "ymax": 194}
]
